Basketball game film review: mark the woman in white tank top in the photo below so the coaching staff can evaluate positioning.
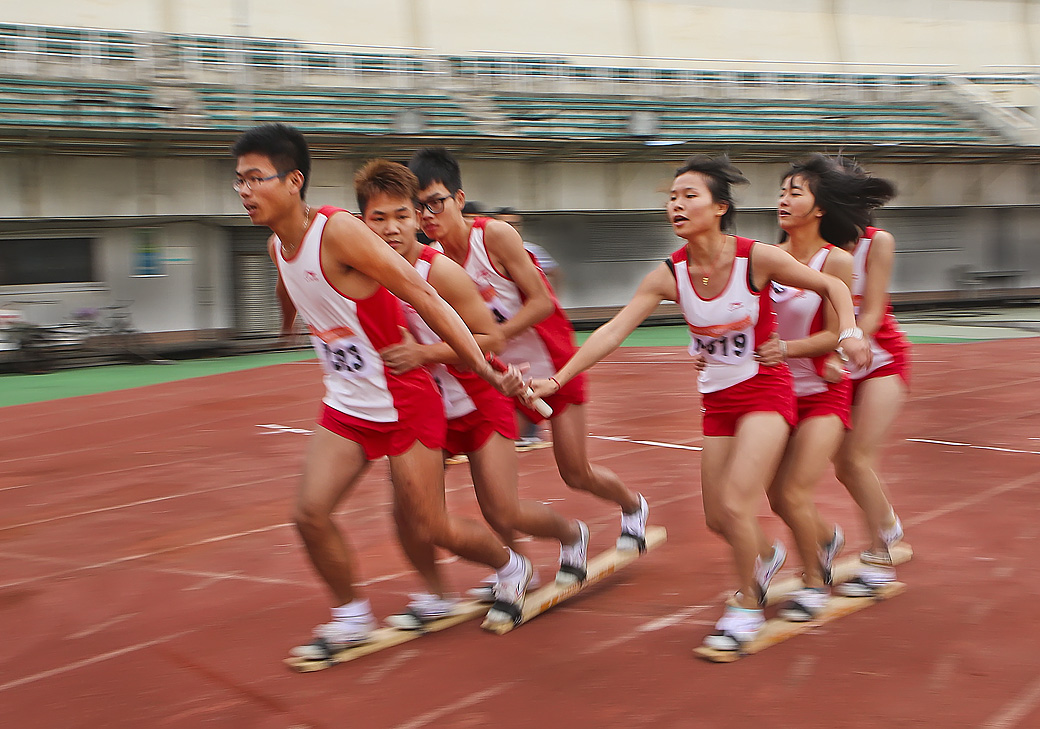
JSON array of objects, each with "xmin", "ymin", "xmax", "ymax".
[
  {"xmin": 526, "ymin": 155, "xmax": 870, "ymax": 652},
  {"xmin": 763, "ymin": 155, "xmax": 858, "ymax": 622}
]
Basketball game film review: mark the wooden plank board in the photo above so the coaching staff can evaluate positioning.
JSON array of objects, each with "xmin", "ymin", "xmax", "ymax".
[
  {"xmin": 736, "ymin": 542, "xmax": 914, "ymax": 609},
  {"xmin": 284, "ymin": 600, "xmax": 488, "ymax": 673},
  {"xmin": 694, "ymin": 581, "xmax": 907, "ymax": 663},
  {"xmin": 481, "ymin": 525, "xmax": 667, "ymax": 635}
]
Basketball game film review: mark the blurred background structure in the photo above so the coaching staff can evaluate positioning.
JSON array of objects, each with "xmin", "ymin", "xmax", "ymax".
[{"xmin": 0, "ymin": 0, "xmax": 1038, "ymax": 364}]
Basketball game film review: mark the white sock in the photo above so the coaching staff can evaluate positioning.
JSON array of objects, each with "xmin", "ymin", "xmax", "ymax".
[
  {"xmin": 331, "ymin": 598, "xmax": 371, "ymax": 621},
  {"xmin": 496, "ymin": 549, "xmax": 524, "ymax": 582}
]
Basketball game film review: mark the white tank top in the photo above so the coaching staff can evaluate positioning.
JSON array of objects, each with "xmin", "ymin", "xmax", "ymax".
[
  {"xmin": 433, "ymin": 219, "xmax": 557, "ymax": 378},
  {"xmin": 771, "ymin": 245, "xmax": 831, "ymax": 397},
  {"xmin": 672, "ymin": 237, "xmax": 774, "ymax": 394},
  {"xmin": 400, "ymin": 248, "xmax": 478, "ymax": 419},
  {"xmin": 848, "ymin": 228, "xmax": 898, "ymax": 378},
  {"xmin": 276, "ymin": 207, "xmax": 407, "ymax": 422}
]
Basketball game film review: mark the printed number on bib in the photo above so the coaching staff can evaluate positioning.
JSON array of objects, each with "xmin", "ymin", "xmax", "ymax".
[
  {"xmin": 694, "ymin": 333, "xmax": 748, "ymax": 360},
  {"xmin": 318, "ymin": 337, "xmax": 374, "ymax": 379}
]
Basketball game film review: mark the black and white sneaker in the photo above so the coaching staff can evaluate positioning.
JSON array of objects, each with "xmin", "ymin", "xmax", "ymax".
[
  {"xmin": 820, "ymin": 525, "xmax": 845, "ymax": 586},
  {"xmin": 556, "ymin": 520, "xmax": 590, "ymax": 586},
  {"xmin": 616, "ymin": 494, "xmax": 649, "ymax": 552},
  {"xmin": 860, "ymin": 517, "xmax": 904, "ymax": 566},
  {"xmin": 385, "ymin": 593, "xmax": 460, "ymax": 631},
  {"xmin": 836, "ymin": 565, "xmax": 896, "ymax": 598},
  {"xmin": 289, "ymin": 617, "xmax": 375, "ymax": 660},
  {"xmin": 754, "ymin": 540, "xmax": 787, "ymax": 607},
  {"xmin": 703, "ymin": 605, "xmax": 765, "ymax": 651},
  {"xmin": 778, "ymin": 587, "xmax": 828, "ymax": 622},
  {"xmin": 467, "ymin": 569, "xmax": 543, "ymax": 603},
  {"xmin": 484, "ymin": 555, "xmax": 533, "ymax": 626}
]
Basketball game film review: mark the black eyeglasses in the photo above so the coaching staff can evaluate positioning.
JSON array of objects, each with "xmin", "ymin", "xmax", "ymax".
[
  {"xmin": 421, "ymin": 194, "xmax": 454, "ymax": 215},
  {"xmin": 233, "ymin": 171, "xmax": 290, "ymax": 192}
]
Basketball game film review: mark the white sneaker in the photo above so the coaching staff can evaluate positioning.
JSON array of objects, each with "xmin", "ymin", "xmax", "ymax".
[
  {"xmin": 754, "ymin": 540, "xmax": 787, "ymax": 606},
  {"xmin": 556, "ymin": 520, "xmax": 590, "ymax": 586},
  {"xmin": 484, "ymin": 555, "xmax": 533, "ymax": 626},
  {"xmin": 289, "ymin": 616, "xmax": 376, "ymax": 659},
  {"xmin": 467, "ymin": 569, "xmax": 543, "ymax": 603},
  {"xmin": 515, "ymin": 436, "xmax": 551, "ymax": 452},
  {"xmin": 616, "ymin": 494, "xmax": 649, "ymax": 552},
  {"xmin": 703, "ymin": 605, "xmax": 765, "ymax": 651},
  {"xmin": 861, "ymin": 516, "xmax": 904, "ymax": 566},
  {"xmin": 385, "ymin": 592, "xmax": 460, "ymax": 631},
  {"xmin": 820, "ymin": 524, "xmax": 845, "ymax": 586},
  {"xmin": 836, "ymin": 564, "xmax": 896, "ymax": 597},
  {"xmin": 778, "ymin": 587, "xmax": 829, "ymax": 622}
]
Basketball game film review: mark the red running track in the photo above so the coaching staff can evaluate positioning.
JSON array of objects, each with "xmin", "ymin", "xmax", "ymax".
[{"xmin": 1, "ymin": 339, "xmax": 1039, "ymax": 728}]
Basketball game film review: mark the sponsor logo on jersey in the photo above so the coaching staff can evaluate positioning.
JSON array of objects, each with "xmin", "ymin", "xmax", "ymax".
[
  {"xmin": 309, "ymin": 325, "xmax": 357, "ymax": 343},
  {"xmin": 687, "ymin": 315, "xmax": 753, "ymax": 338}
]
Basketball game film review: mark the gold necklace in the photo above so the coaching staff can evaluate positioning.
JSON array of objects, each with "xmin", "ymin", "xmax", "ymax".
[{"xmin": 695, "ymin": 237, "xmax": 729, "ymax": 285}]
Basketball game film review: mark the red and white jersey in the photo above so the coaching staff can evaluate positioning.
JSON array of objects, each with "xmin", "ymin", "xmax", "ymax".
[
  {"xmin": 275, "ymin": 206, "xmax": 436, "ymax": 423},
  {"xmin": 399, "ymin": 246, "xmax": 484, "ymax": 420},
  {"xmin": 771, "ymin": 245, "xmax": 832, "ymax": 397},
  {"xmin": 432, "ymin": 217, "xmax": 579, "ymax": 379},
  {"xmin": 848, "ymin": 227, "xmax": 909, "ymax": 381},
  {"xmin": 672, "ymin": 237, "xmax": 777, "ymax": 394}
]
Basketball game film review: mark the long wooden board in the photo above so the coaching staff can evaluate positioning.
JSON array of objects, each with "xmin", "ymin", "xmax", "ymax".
[
  {"xmin": 481, "ymin": 525, "xmax": 667, "ymax": 635},
  {"xmin": 284, "ymin": 600, "xmax": 488, "ymax": 673},
  {"xmin": 695, "ymin": 581, "xmax": 907, "ymax": 663}
]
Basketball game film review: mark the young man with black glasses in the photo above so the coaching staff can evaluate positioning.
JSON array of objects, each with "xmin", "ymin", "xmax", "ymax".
[
  {"xmin": 232, "ymin": 124, "xmax": 532, "ymax": 660},
  {"xmin": 408, "ymin": 148, "xmax": 650, "ymax": 563}
]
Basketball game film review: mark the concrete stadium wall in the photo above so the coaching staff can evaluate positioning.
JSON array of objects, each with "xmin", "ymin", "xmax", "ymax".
[
  {"xmin": 1, "ymin": 151, "xmax": 1037, "ymax": 333},
  {"xmin": 4, "ymin": 0, "xmax": 1040, "ymax": 70}
]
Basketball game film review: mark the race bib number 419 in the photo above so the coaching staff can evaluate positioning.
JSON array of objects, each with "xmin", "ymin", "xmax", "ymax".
[{"xmin": 693, "ymin": 332, "xmax": 749, "ymax": 361}]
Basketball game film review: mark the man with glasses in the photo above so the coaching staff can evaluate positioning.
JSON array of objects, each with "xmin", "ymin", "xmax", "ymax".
[
  {"xmin": 408, "ymin": 148, "xmax": 650, "ymax": 563},
  {"xmin": 232, "ymin": 124, "xmax": 533, "ymax": 661}
]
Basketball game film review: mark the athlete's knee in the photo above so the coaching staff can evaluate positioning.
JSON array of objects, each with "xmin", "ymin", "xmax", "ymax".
[
  {"xmin": 557, "ymin": 461, "xmax": 589, "ymax": 489},
  {"xmin": 479, "ymin": 503, "xmax": 519, "ymax": 535},
  {"xmin": 704, "ymin": 500, "xmax": 740, "ymax": 537},
  {"xmin": 834, "ymin": 453, "xmax": 870, "ymax": 485},
  {"xmin": 293, "ymin": 498, "xmax": 334, "ymax": 538},
  {"xmin": 767, "ymin": 486, "xmax": 805, "ymax": 521}
]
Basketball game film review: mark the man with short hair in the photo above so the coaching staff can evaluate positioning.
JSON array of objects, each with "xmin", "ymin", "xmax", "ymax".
[
  {"xmin": 355, "ymin": 159, "xmax": 589, "ymax": 623},
  {"xmin": 232, "ymin": 124, "xmax": 532, "ymax": 658},
  {"xmin": 408, "ymin": 148, "xmax": 649, "ymax": 554}
]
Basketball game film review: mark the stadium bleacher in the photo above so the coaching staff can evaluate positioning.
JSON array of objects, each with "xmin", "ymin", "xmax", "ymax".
[
  {"xmin": 194, "ymin": 87, "xmax": 474, "ymax": 135},
  {"xmin": 0, "ymin": 22, "xmax": 1023, "ymax": 147},
  {"xmin": 0, "ymin": 76, "xmax": 163, "ymax": 129},
  {"xmin": 491, "ymin": 94, "xmax": 993, "ymax": 144}
]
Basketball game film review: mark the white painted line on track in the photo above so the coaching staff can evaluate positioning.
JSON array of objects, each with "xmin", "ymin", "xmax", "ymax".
[
  {"xmin": 0, "ymin": 522, "xmax": 294, "ymax": 590},
  {"xmin": 69, "ymin": 612, "xmax": 139, "ymax": 640},
  {"xmin": 636, "ymin": 604, "xmax": 716, "ymax": 633},
  {"xmin": 590, "ymin": 434, "xmax": 702, "ymax": 451},
  {"xmin": 159, "ymin": 567, "xmax": 310, "ymax": 588},
  {"xmin": 980, "ymin": 671, "xmax": 1040, "ymax": 729},
  {"xmin": 907, "ymin": 438, "xmax": 971, "ymax": 447},
  {"xmin": 904, "ymin": 471, "xmax": 1040, "ymax": 529},
  {"xmin": 394, "ymin": 683, "xmax": 514, "ymax": 729},
  {"xmin": 907, "ymin": 438, "xmax": 1040, "ymax": 457},
  {"xmin": 0, "ymin": 472, "xmax": 295, "ymax": 533},
  {"xmin": 0, "ymin": 631, "xmax": 192, "ymax": 693}
]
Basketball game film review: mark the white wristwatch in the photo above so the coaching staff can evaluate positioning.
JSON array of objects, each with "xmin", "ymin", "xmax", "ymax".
[{"xmin": 838, "ymin": 327, "xmax": 863, "ymax": 342}]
